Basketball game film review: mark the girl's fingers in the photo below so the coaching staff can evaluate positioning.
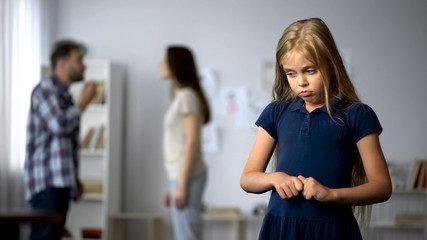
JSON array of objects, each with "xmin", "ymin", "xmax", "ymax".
[
  {"xmin": 301, "ymin": 184, "xmax": 310, "ymax": 200},
  {"xmin": 290, "ymin": 184, "xmax": 298, "ymax": 196},
  {"xmin": 277, "ymin": 185, "xmax": 296, "ymax": 199},
  {"xmin": 303, "ymin": 191, "xmax": 313, "ymax": 200},
  {"xmin": 288, "ymin": 184, "xmax": 298, "ymax": 196},
  {"xmin": 294, "ymin": 178, "xmax": 304, "ymax": 191},
  {"xmin": 277, "ymin": 189, "xmax": 286, "ymax": 199},
  {"xmin": 276, "ymin": 175, "xmax": 314, "ymax": 200},
  {"xmin": 283, "ymin": 186, "xmax": 294, "ymax": 198}
]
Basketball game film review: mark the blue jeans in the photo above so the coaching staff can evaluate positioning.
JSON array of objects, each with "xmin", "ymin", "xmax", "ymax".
[
  {"xmin": 169, "ymin": 172, "xmax": 206, "ymax": 240},
  {"xmin": 29, "ymin": 187, "xmax": 70, "ymax": 240}
]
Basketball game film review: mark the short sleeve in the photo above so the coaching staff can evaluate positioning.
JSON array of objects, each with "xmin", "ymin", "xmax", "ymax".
[
  {"xmin": 255, "ymin": 102, "xmax": 278, "ymax": 140},
  {"xmin": 178, "ymin": 88, "xmax": 200, "ymax": 115},
  {"xmin": 348, "ymin": 104, "xmax": 383, "ymax": 143}
]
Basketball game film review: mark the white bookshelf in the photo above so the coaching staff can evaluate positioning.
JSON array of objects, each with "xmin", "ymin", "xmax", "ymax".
[
  {"xmin": 42, "ymin": 59, "xmax": 124, "ymax": 240},
  {"xmin": 369, "ymin": 189, "xmax": 426, "ymax": 240}
]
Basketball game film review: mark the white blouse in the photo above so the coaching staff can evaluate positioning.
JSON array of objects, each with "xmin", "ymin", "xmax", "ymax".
[{"xmin": 163, "ymin": 88, "xmax": 206, "ymax": 179}]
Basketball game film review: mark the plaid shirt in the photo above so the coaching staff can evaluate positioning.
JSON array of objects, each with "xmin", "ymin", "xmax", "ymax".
[{"xmin": 24, "ymin": 75, "xmax": 81, "ymax": 201}]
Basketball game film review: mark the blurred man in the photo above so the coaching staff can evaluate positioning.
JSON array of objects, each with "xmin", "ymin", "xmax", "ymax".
[{"xmin": 24, "ymin": 40, "xmax": 96, "ymax": 240}]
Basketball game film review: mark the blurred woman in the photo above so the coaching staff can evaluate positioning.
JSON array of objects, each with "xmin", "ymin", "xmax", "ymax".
[{"xmin": 160, "ymin": 46, "xmax": 210, "ymax": 240}]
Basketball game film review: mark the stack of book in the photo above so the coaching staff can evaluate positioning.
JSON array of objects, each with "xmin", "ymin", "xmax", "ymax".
[
  {"xmin": 82, "ymin": 180, "xmax": 103, "ymax": 194},
  {"xmin": 407, "ymin": 160, "xmax": 427, "ymax": 190},
  {"xmin": 90, "ymin": 82, "xmax": 105, "ymax": 104},
  {"xmin": 80, "ymin": 125, "xmax": 105, "ymax": 149},
  {"xmin": 395, "ymin": 213, "xmax": 425, "ymax": 228},
  {"xmin": 207, "ymin": 207, "xmax": 240, "ymax": 216}
]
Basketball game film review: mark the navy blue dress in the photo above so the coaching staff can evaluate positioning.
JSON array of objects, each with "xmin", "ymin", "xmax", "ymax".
[{"xmin": 256, "ymin": 97, "xmax": 382, "ymax": 240}]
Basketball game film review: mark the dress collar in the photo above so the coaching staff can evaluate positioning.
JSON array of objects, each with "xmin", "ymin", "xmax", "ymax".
[
  {"xmin": 289, "ymin": 97, "xmax": 340, "ymax": 114},
  {"xmin": 289, "ymin": 97, "xmax": 305, "ymax": 112}
]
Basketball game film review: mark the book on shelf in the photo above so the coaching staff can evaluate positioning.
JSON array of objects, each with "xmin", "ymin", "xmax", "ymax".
[
  {"xmin": 407, "ymin": 159, "xmax": 427, "ymax": 190},
  {"xmin": 82, "ymin": 180, "xmax": 103, "ymax": 194},
  {"xmin": 207, "ymin": 207, "xmax": 240, "ymax": 216},
  {"xmin": 80, "ymin": 128, "xmax": 95, "ymax": 148},
  {"xmin": 95, "ymin": 126, "xmax": 104, "ymax": 149},
  {"xmin": 80, "ymin": 125, "xmax": 105, "ymax": 150},
  {"xmin": 88, "ymin": 127, "xmax": 99, "ymax": 149},
  {"xmin": 92, "ymin": 81, "xmax": 105, "ymax": 104},
  {"xmin": 395, "ymin": 213, "xmax": 425, "ymax": 227},
  {"xmin": 89, "ymin": 125, "xmax": 104, "ymax": 149}
]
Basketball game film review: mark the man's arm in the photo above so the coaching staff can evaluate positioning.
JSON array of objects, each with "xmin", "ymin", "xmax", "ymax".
[{"xmin": 34, "ymin": 87, "xmax": 81, "ymax": 135}]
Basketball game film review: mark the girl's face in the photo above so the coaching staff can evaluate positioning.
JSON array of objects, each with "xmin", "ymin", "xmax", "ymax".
[
  {"xmin": 281, "ymin": 50, "xmax": 326, "ymax": 111},
  {"xmin": 159, "ymin": 55, "xmax": 171, "ymax": 80}
]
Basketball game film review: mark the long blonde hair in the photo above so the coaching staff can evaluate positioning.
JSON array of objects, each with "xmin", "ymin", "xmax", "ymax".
[
  {"xmin": 274, "ymin": 18, "xmax": 360, "ymax": 116},
  {"xmin": 272, "ymin": 17, "xmax": 369, "ymax": 232}
]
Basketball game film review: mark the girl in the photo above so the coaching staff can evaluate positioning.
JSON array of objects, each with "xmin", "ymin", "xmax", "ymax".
[
  {"xmin": 240, "ymin": 18, "xmax": 392, "ymax": 239},
  {"xmin": 160, "ymin": 46, "xmax": 210, "ymax": 240}
]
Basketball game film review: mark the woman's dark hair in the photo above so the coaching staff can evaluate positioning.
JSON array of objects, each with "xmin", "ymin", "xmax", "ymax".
[
  {"xmin": 50, "ymin": 40, "xmax": 82, "ymax": 70},
  {"xmin": 167, "ymin": 46, "xmax": 210, "ymax": 124}
]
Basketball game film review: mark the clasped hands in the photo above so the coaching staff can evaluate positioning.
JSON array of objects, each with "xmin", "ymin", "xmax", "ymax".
[{"xmin": 273, "ymin": 172, "xmax": 333, "ymax": 202}]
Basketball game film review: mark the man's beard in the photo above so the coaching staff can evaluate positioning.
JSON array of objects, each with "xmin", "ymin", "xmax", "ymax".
[{"xmin": 69, "ymin": 69, "xmax": 84, "ymax": 82}]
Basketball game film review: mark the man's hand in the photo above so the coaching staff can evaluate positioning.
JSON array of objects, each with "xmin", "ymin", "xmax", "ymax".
[{"xmin": 79, "ymin": 82, "xmax": 97, "ymax": 111}]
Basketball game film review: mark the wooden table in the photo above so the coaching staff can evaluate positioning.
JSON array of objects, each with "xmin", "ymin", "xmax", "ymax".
[
  {"xmin": 108, "ymin": 213, "xmax": 164, "ymax": 240},
  {"xmin": 108, "ymin": 212, "xmax": 264, "ymax": 240},
  {"xmin": 0, "ymin": 209, "xmax": 62, "ymax": 239}
]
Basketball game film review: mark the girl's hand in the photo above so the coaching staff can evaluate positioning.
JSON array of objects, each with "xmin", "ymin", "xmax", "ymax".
[
  {"xmin": 174, "ymin": 184, "xmax": 187, "ymax": 210},
  {"xmin": 298, "ymin": 176, "xmax": 333, "ymax": 202},
  {"xmin": 273, "ymin": 172, "xmax": 303, "ymax": 200}
]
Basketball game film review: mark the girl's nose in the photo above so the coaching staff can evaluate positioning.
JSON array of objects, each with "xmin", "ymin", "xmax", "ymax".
[{"xmin": 297, "ymin": 76, "xmax": 308, "ymax": 87}]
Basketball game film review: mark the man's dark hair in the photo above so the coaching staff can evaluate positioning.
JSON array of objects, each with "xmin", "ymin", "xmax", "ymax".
[{"xmin": 50, "ymin": 40, "xmax": 82, "ymax": 70}]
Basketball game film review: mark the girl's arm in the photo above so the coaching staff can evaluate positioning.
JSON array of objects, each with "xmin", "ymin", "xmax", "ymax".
[
  {"xmin": 175, "ymin": 113, "xmax": 201, "ymax": 209},
  {"xmin": 299, "ymin": 131, "xmax": 392, "ymax": 205},
  {"xmin": 240, "ymin": 127, "xmax": 303, "ymax": 199}
]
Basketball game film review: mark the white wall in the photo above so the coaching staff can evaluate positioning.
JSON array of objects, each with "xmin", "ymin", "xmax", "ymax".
[{"xmin": 46, "ymin": 0, "xmax": 427, "ymax": 215}]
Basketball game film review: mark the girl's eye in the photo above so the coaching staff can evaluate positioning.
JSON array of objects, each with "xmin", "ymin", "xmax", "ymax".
[
  {"xmin": 286, "ymin": 72, "xmax": 296, "ymax": 77},
  {"xmin": 307, "ymin": 69, "xmax": 317, "ymax": 74}
]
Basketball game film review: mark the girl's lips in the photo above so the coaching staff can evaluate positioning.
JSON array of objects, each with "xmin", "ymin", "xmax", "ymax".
[{"xmin": 300, "ymin": 91, "xmax": 312, "ymax": 97}]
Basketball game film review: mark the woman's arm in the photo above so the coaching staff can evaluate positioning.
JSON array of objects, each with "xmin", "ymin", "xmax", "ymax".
[
  {"xmin": 175, "ymin": 113, "xmax": 200, "ymax": 209},
  {"xmin": 299, "ymin": 131, "xmax": 392, "ymax": 205},
  {"xmin": 240, "ymin": 127, "xmax": 303, "ymax": 199}
]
